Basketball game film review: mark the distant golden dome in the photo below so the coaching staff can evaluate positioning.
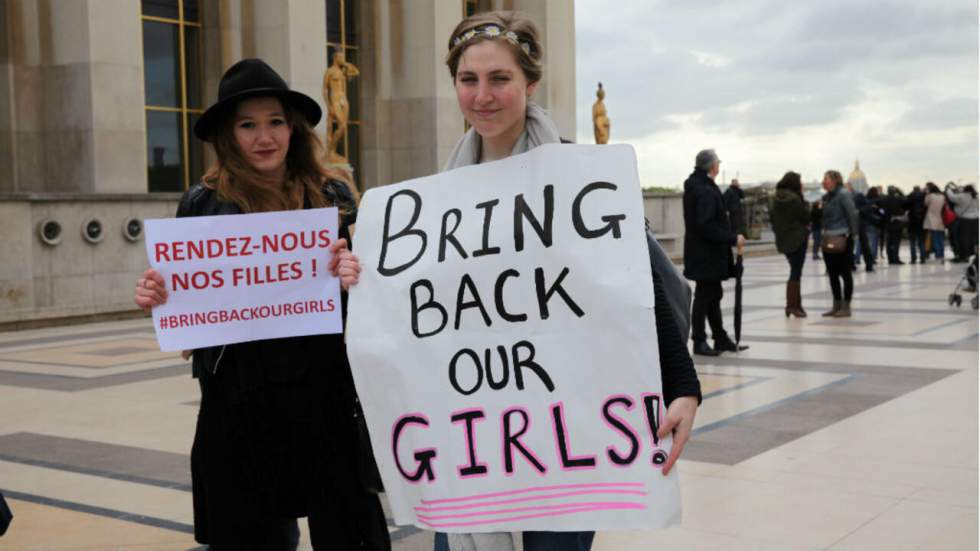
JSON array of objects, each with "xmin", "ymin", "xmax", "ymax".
[{"xmin": 847, "ymin": 159, "xmax": 868, "ymax": 193}]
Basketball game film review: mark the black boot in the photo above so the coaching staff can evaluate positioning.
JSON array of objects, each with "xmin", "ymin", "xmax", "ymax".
[
  {"xmin": 714, "ymin": 335, "xmax": 749, "ymax": 352},
  {"xmin": 693, "ymin": 341, "xmax": 720, "ymax": 356}
]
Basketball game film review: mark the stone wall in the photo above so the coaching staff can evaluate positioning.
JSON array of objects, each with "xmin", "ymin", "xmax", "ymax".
[
  {"xmin": 643, "ymin": 192, "xmax": 685, "ymax": 258},
  {"xmin": 0, "ymin": 194, "xmax": 180, "ymax": 325}
]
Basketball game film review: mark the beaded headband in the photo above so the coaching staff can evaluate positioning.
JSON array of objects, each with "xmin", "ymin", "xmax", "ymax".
[{"xmin": 452, "ymin": 24, "xmax": 531, "ymax": 55}]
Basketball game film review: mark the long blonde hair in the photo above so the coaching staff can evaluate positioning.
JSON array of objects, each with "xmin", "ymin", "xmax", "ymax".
[{"xmin": 202, "ymin": 98, "xmax": 357, "ymax": 213}]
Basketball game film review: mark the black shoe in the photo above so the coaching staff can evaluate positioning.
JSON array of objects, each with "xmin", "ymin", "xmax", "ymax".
[
  {"xmin": 693, "ymin": 341, "xmax": 721, "ymax": 356},
  {"xmin": 713, "ymin": 337, "xmax": 749, "ymax": 352},
  {"xmin": 865, "ymin": 267, "xmax": 875, "ymax": 273}
]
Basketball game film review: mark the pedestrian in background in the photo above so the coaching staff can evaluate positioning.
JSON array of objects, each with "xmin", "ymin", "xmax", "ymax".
[
  {"xmin": 923, "ymin": 182, "xmax": 946, "ymax": 262},
  {"xmin": 946, "ymin": 183, "xmax": 979, "ymax": 262},
  {"xmin": 723, "ymin": 178, "xmax": 746, "ymax": 236},
  {"xmin": 769, "ymin": 171, "xmax": 809, "ymax": 317},
  {"xmin": 907, "ymin": 185, "xmax": 927, "ymax": 263},
  {"xmin": 882, "ymin": 186, "xmax": 908, "ymax": 265},
  {"xmin": 849, "ymin": 181, "xmax": 876, "ymax": 272},
  {"xmin": 683, "ymin": 149, "xmax": 747, "ymax": 356},
  {"xmin": 820, "ymin": 170, "xmax": 859, "ymax": 318},
  {"xmin": 810, "ymin": 200, "xmax": 823, "ymax": 260}
]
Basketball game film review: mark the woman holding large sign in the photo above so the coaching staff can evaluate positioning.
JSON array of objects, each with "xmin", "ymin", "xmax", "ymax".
[
  {"xmin": 337, "ymin": 11, "xmax": 702, "ymax": 551},
  {"xmin": 134, "ymin": 59, "xmax": 389, "ymax": 550}
]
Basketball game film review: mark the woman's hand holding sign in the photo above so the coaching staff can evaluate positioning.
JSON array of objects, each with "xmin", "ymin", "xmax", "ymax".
[
  {"xmin": 656, "ymin": 395, "xmax": 698, "ymax": 475},
  {"xmin": 135, "ymin": 268, "xmax": 168, "ymax": 312},
  {"xmin": 329, "ymin": 238, "xmax": 362, "ymax": 291}
]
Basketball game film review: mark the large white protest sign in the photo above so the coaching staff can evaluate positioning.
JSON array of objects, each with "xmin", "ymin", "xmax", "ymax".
[
  {"xmin": 347, "ymin": 144, "xmax": 680, "ymax": 532},
  {"xmin": 144, "ymin": 208, "xmax": 343, "ymax": 351}
]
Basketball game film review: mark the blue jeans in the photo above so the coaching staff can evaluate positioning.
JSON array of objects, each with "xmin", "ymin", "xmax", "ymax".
[
  {"xmin": 854, "ymin": 224, "xmax": 877, "ymax": 267},
  {"xmin": 930, "ymin": 230, "xmax": 945, "ymax": 259},
  {"xmin": 811, "ymin": 226, "xmax": 822, "ymax": 257},
  {"xmin": 433, "ymin": 531, "xmax": 595, "ymax": 551}
]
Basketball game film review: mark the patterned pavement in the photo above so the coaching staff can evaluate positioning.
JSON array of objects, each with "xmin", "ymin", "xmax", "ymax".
[{"xmin": 0, "ymin": 254, "xmax": 976, "ymax": 550}]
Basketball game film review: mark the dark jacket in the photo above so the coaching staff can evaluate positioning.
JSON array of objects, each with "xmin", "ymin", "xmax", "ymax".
[
  {"xmin": 880, "ymin": 192, "xmax": 909, "ymax": 229},
  {"xmin": 177, "ymin": 182, "xmax": 391, "ymax": 550},
  {"xmin": 722, "ymin": 185, "xmax": 745, "ymax": 235},
  {"xmin": 810, "ymin": 202, "xmax": 823, "ymax": 227},
  {"xmin": 907, "ymin": 189, "xmax": 926, "ymax": 229},
  {"xmin": 683, "ymin": 169, "xmax": 737, "ymax": 282},
  {"xmin": 769, "ymin": 189, "xmax": 809, "ymax": 254}
]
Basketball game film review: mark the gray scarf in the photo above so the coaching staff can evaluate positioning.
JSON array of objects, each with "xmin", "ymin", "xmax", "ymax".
[
  {"xmin": 442, "ymin": 103, "xmax": 559, "ymax": 551},
  {"xmin": 442, "ymin": 102, "xmax": 561, "ymax": 172}
]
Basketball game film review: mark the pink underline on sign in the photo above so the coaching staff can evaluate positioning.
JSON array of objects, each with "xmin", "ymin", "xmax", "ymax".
[
  {"xmin": 417, "ymin": 503, "xmax": 646, "ymax": 528},
  {"xmin": 416, "ymin": 501, "xmax": 647, "ymax": 521},
  {"xmin": 415, "ymin": 489, "xmax": 648, "ymax": 512},
  {"xmin": 420, "ymin": 482, "xmax": 645, "ymax": 505}
]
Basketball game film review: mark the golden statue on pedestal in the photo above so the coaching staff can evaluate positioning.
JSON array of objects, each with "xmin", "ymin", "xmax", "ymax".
[
  {"xmin": 592, "ymin": 82, "xmax": 610, "ymax": 144},
  {"xmin": 323, "ymin": 49, "xmax": 360, "ymax": 165}
]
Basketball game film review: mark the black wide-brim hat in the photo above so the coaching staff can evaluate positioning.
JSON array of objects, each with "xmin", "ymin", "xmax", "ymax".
[{"xmin": 194, "ymin": 58, "xmax": 322, "ymax": 142}]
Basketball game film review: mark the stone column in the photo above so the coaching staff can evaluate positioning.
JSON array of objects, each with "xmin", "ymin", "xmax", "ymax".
[
  {"xmin": 0, "ymin": 0, "xmax": 14, "ymax": 192},
  {"xmin": 4, "ymin": 0, "xmax": 144, "ymax": 193},
  {"xmin": 244, "ymin": 0, "xmax": 328, "ymax": 136},
  {"xmin": 358, "ymin": 0, "xmax": 465, "ymax": 190},
  {"xmin": 511, "ymin": 0, "xmax": 576, "ymax": 140}
]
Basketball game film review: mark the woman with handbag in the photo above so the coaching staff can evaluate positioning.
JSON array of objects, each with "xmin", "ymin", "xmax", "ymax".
[
  {"xmin": 820, "ymin": 170, "xmax": 859, "ymax": 318},
  {"xmin": 133, "ymin": 59, "xmax": 390, "ymax": 550},
  {"xmin": 923, "ymin": 182, "xmax": 947, "ymax": 262},
  {"xmin": 769, "ymin": 171, "xmax": 810, "ymax": 317}
]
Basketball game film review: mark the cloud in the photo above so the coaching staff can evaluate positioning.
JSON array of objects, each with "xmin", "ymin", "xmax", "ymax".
[{"xmin": 574, "ymin": 0, "xmax": 979, "ymax": 189}]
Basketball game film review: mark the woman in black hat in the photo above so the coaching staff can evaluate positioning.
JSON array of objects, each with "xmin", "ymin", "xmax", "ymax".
[{"xmin": 134, "ymin": 59, "xmax": 389, "ymax": 550}]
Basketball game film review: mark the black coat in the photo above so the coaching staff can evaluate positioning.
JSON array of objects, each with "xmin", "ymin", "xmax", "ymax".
[
  {"xmin": 907, "ymin": 189, "xmax": 926, "ymax": 229},
  {"xmin": 683, "ymin": 169, "xmax": 737, "ymax": 282},
  {"xmin": 177, "ymin": 182, "xmax": 390, "ymax": 550},
  {"xmin": 722, "ymin": 185, "xmax": 745, "ymax": 235}
]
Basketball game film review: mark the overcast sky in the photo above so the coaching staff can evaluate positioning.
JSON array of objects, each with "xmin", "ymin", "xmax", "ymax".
[{"xmin": 574, "ymin": 0, "xmax": 979, "ymax": 190}]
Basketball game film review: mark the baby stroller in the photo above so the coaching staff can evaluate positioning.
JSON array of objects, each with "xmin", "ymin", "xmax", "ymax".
[{"xmin": 948, "ymin": 254, "xmax": 978, "ymax": 310}]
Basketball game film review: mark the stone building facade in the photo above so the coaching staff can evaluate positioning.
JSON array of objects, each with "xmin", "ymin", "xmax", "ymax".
[{"xmin": 0, "ymin": 0, "xmax": 577, "ymax": 326}]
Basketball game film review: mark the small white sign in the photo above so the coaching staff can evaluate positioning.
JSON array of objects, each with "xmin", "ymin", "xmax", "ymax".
[{"xmin": 144, "ymin": 207, "xmax": 343, "ymax": 351}]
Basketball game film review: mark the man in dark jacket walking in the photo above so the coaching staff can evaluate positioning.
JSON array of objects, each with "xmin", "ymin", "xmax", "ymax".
[
  {"xmin": 683, "ymin": 149, "xmax": 747, "ymax": 356},
  {"xmin": 723, "ymin": 178, "xmax": 746, "ymax": 235}
]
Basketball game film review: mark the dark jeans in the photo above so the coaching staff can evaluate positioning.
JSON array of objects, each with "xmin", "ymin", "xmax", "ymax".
[
  {"xmin": 949, "ymin": 219, "xmax": 962, "ymax": 258},
  {"xmin": 958, "ymin": 218, "xmax": 979, "ymax": 259},
  {"xmin": 433, "ymin": 531, "xmax": 595, "ymax": 551},
  {"xmin": 886, "ymin": 224, "xmax": 903, "ymax": 263},
  {"xmin": 824, "ymin": 247, "xmax": 854, "ymax": 301},
  {"xmin": 785, "ymin": 239, "xmax": 807, "ymax": 281},
  {"xmin": 908, "ymin": 228, "xmax": 926, "ymax": 262},
  {"xmin": 930, "ymin": 229, "xmax": 946, "ymax": 259},
  {"xmin": 854, "ymin": 223, "xmax": 875, "ymax": 268},
  {"xmin": 811, "ymin": 225, "xmax": 822, "ymax": 257},
  {"xmin": 691, "ymin": 280, "xmax": 727, "ymax": 343}
]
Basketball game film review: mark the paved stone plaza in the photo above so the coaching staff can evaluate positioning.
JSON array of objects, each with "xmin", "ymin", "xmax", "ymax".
[{"xmin": 0, "ymin": 255, "xmax": 976, "ymax": 550}]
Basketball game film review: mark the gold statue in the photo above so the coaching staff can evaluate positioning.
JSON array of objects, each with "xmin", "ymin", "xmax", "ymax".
[
  {"xmin": 592, "ymin": 82, "xmax": 610, "ymax": 144},
  {"xmin": 323, "ymin": 50, "xmax": 360, "ymax": 164}
]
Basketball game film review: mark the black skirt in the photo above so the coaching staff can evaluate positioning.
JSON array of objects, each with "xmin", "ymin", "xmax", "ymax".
[{"xmin": 190, "ymin": 335, "xmax": 390, "ymax": 550}]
